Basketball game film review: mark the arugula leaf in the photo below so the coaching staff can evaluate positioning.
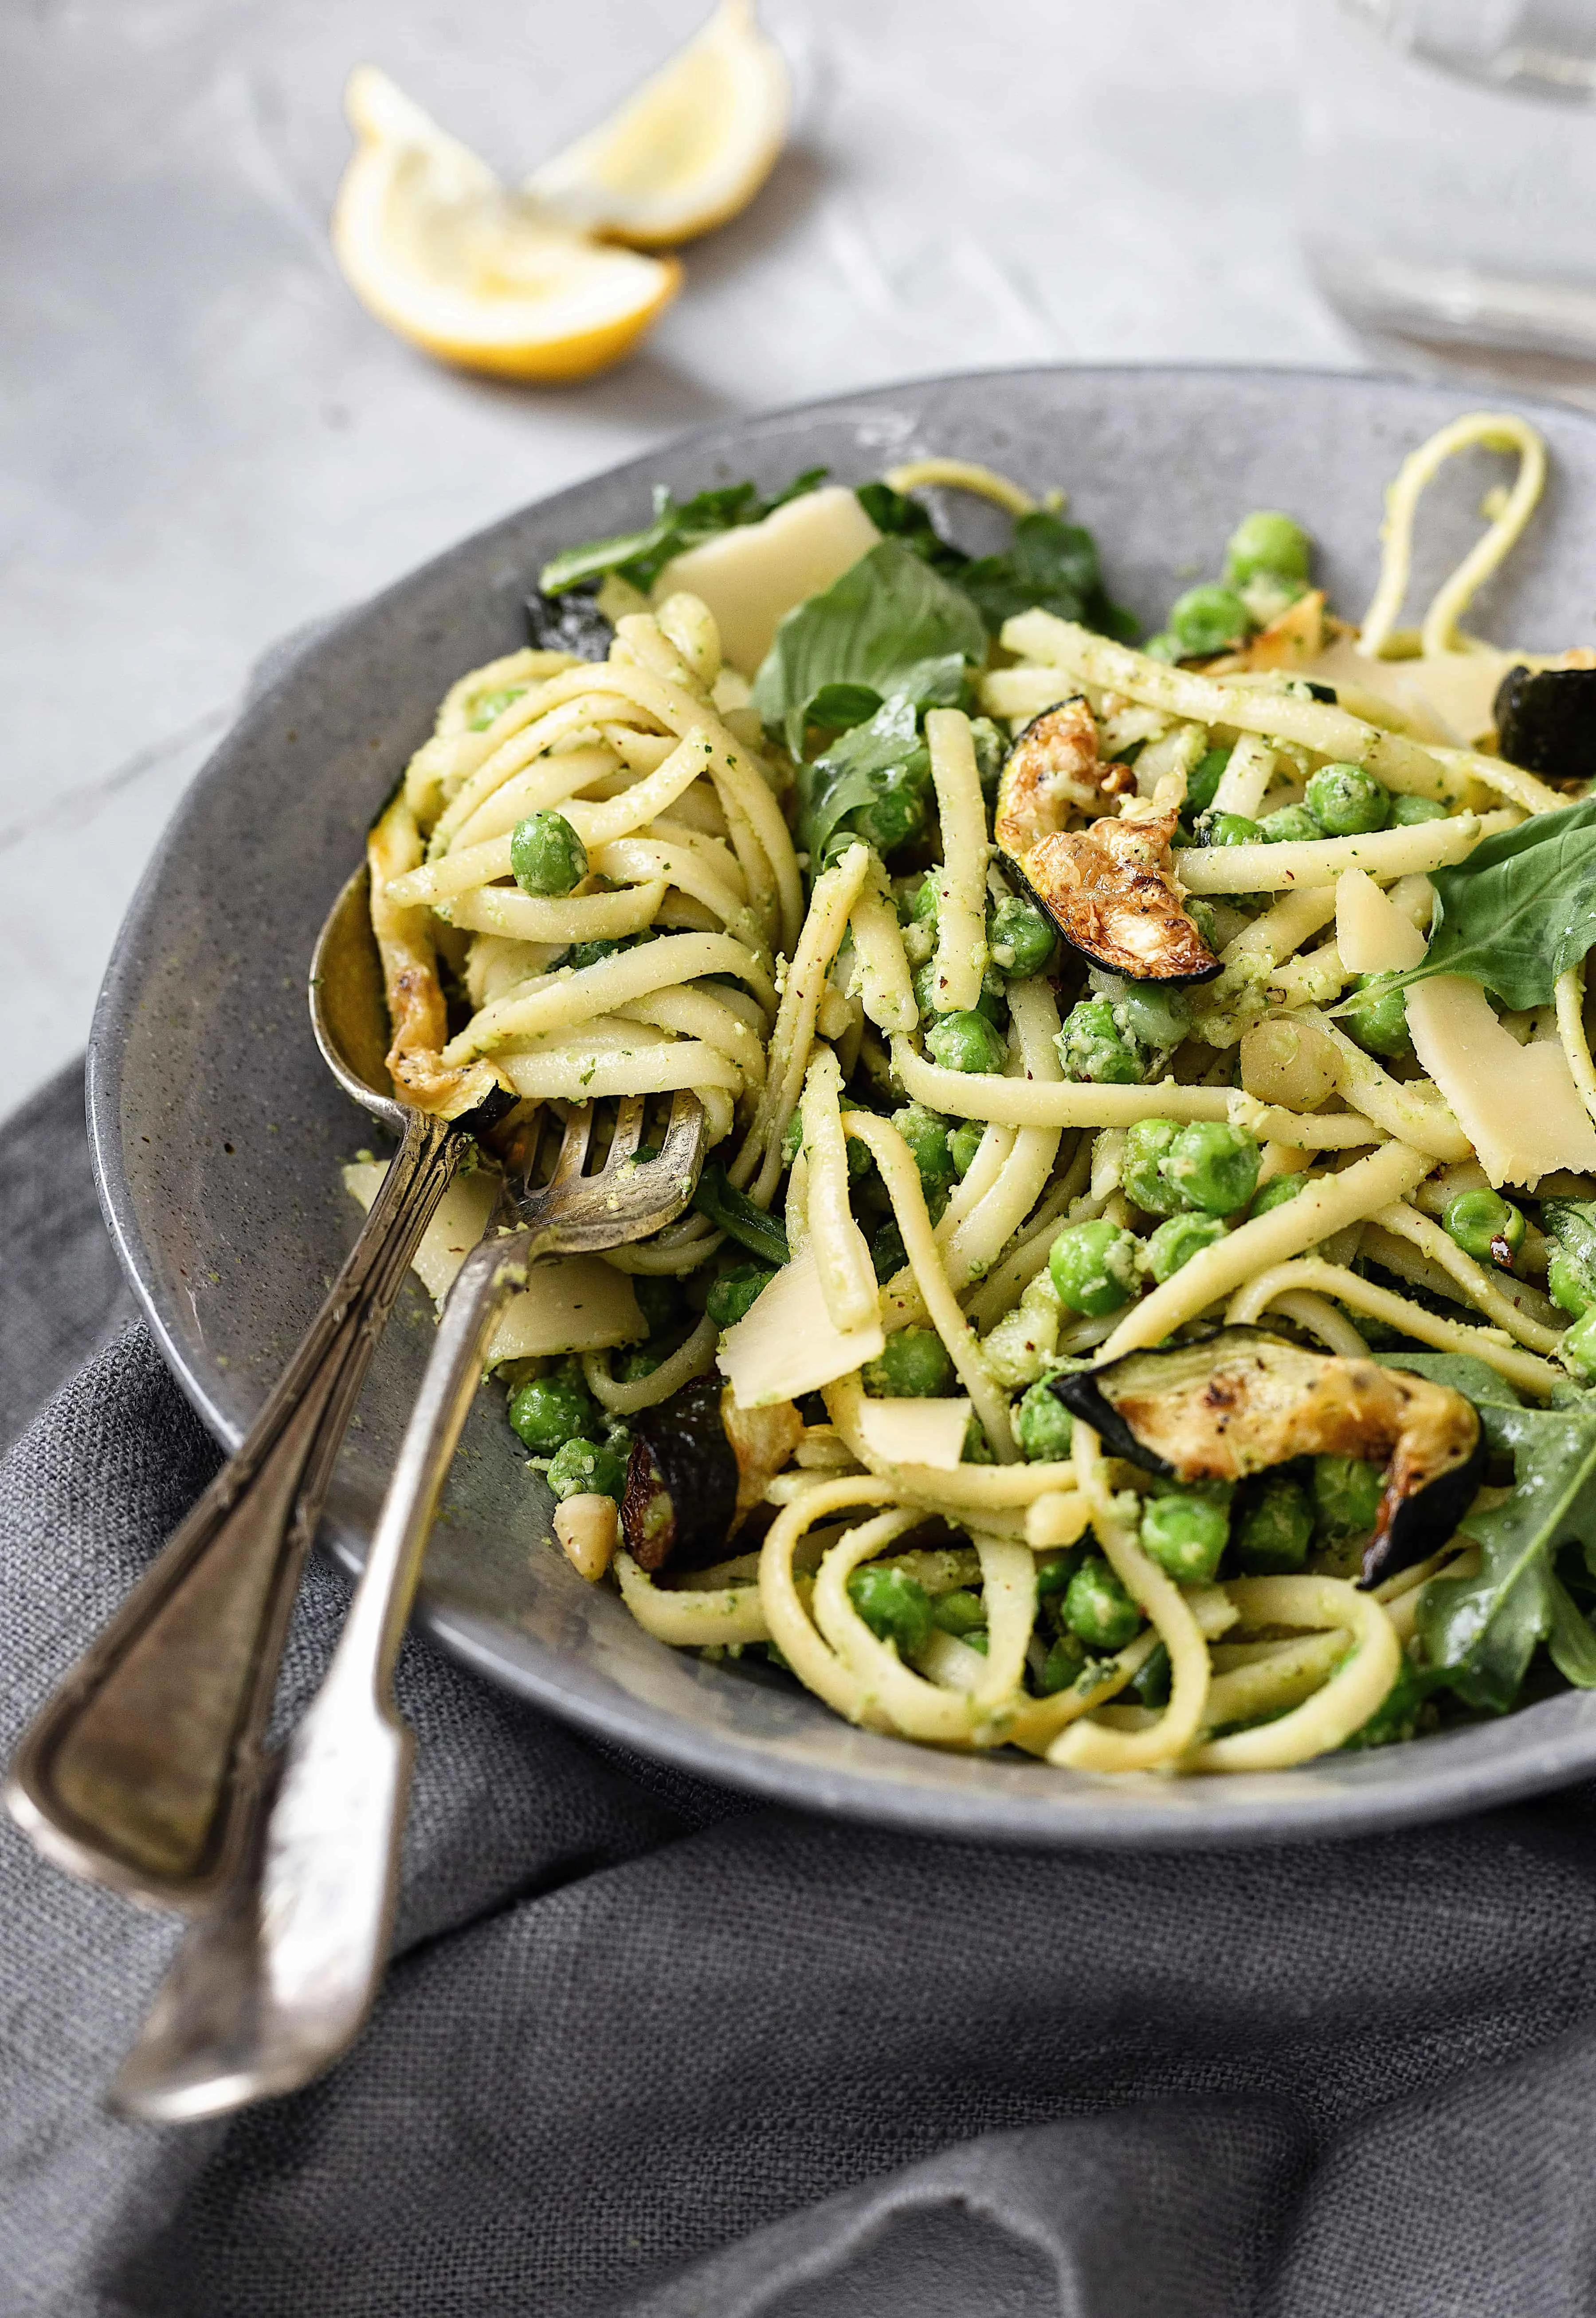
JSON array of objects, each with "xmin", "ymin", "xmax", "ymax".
[
  {"xmin": 958, "ymin": 510, "xmax": 1139, "ymax": 642},
  {"xmin": 1369, "ymin": 797, "xmax": 1596, "ymax": 1012},
  {"xmin": 538, "ymin": 469, "xmax": 829, "ymax": 598},
  {"xmin": 1418, "ymin": 1388, "xmax": 1596, "ymax": 1710},
  {"xmin": 691, "ymin": 1164, "xmax": 790, "ymax": 1268},
  {"xmin": 1372, "ymin": 1350, "xmax": 1525, "ymax": 1409},
  {"xmin": 751, "ymin": 540, "xmax": 989, "ymax": 757}
]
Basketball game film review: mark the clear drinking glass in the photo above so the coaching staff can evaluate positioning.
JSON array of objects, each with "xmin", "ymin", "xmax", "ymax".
[{"xmin": 1299, "ymin": 0, "xmax": 1596, "ymax": 364}]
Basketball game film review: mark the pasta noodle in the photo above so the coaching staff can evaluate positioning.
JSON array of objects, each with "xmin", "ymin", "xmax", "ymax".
[{"xmin": 357, "ymin": 408, "xmax": 1596, "ymax": 1787}]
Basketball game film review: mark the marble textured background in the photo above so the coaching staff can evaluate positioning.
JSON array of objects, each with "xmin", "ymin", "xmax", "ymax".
[{"xmin": 0, "ymin": 0, "xmax": 1361, "ymax": 1121}]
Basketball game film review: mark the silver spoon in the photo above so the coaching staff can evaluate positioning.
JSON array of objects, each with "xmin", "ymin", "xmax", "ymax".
[
  {"xmin": 110, "ymin": 1089, "xmax": 706, "ymax": 2121},
  {"xmin": 5, "ymin": 863, "xmax": 505, "ymax": 1911}
]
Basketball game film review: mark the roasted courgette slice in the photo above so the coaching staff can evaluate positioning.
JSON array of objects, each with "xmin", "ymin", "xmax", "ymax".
[{"xmin": 1053, "ymin": 1326, "xmax": 1482, "ymax": 1585}]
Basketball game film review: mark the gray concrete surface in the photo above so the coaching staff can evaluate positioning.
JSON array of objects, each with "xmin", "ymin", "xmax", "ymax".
[{"xmin": 0, "ymin": 0, "xmax": 1357, "ymax": 1118}]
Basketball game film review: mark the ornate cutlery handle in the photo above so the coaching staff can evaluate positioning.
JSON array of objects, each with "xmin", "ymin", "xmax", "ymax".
[{"xmin": 5, "ymin": 1107, "xmax": 464, "ymax": 1909}]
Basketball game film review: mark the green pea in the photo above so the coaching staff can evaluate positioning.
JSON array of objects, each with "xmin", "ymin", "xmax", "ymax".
[
  {"xmin": 914, "ymin": 958, "xmax": 1003, "ymax": 1025},
  {"xmin": 1164, "ymin": 1121, "xmax": 1260, "ymax": 1215},
  {"xmin": 633, "ymin": 1275, "xmax": 682, "ymax": 1339},
  {"xmin": 1185, "ymin": 746, "xmax": 1231, "ymax": 819},
  {"xmin": 1123, "ymin": 1118, "xmax": 1182, "ymax": 1216},
  {"xmin": 1303, "ymin": 761, "xmax": 1390, "ymax": 836},
  {"xmin": 1055, "ymin": 997, "xmax": 1145, "ymax": 1086},
  {"xmin": 1035, "ymin": 1545, "xmax": 1087, "ymax": 1598},
  {"xmin": 1312, "ymin": 1455, "xmax": 1385, "ymax": 1545},
  {"xmin": 836, "ymin": 763, "xmax": 928, "ymax": 860},
  {"xmin": 546, "ymin": 1435, "xmax": 628, "ymax": 1502},
  {"xmin": 1259, "ymin": 804, "xmax": 1325, "ymax": 844},
  {"xmin": 1114, "ymin": 981, "xmax": 1191, "ymax": 1055},
  {"xmin": 467, "ymin": 683, "xmax": 528, "ymax": 730},
  {"xmin": 1130, "ymin": 1641, "xmax": 1172, "ymax": 1708},
  {"xmin": 847, "ymin": 1565, "xmax": 933, "ymax": 1655},
  {"xmin": 988, "ymin": 894, "xmax": 1058, "ymax": 980},
  {"xmin": 1064, "ymin": 1555, "xmax": 1143, "ymax": 1651},
  {"xmin": 1562, "ymin": 1306, "xmax": 1596, "ymax": 1381},
  {"xmin": 1048, "ymin": 1220, "xmax": 1141, "ymax": 1317},
  {"xmin": 509, "ymin": 1363, "xmax": 600, "ymax": 1453},
  {"xmin": 930, "ymin": 1588, "xmax": 988, "ymax": 1637},
  {"xmin": 1169, "ymin": 584, "xmax": 1254, "ymax": 657},
  {"xmin": 1037, "ymin": 1632, "xmax": 1090, "ymax": 1694},
  {"xmin": 1140, "ymin": 1491, "xmax": 1230, "ymax": 1584},
  {"xmin": 1444, "ymin": 1189, "xmax": 1525, "ymax": 1272},
  {"xmin": 617, "ymin": 1347, "xmax": 664, "ymax": 1383},
  {"xmin": 510, "ymin": 809, "xmax": 588, "ymax": 897},
  {"xmin": 1389, "ymin": 792, "xmax": 1450, "ymax": 826},
  {"xmin": 1014, "ymin": 1377, "xmax": 1074, "ymax": 1462},
  {"xmin": 1549, "ymin": 1249, "xmax": 1596, "ymax": 1320},
  {"xmin": 1251, "ymin": 1170, "xmax": 1311, "ymax": 1217},
  {"xmin": 1344, "ymin": 972, "xmax": 1411, "ymax": 1060},
  {"xmin": 892, "ymin": 1103, "xmax": 957, "ymax": 1207},
  {"xmin": 1203, "ymin": 812, "xmax": 1263, "ymax": 847},
  {"xmin": 1143, "ymin": 1212, "xmax": 1227, "ymax": 1282},
  {"xmin": 706, "ymin": 1263, "xmax": 776, "ymax": 1327},
  {"xmin": 1143, "ymin": 632, "xmax": 1184, "ymax": 664},
  {"xmin": 963, "ymin": 1416, "xmax": 996, "ymax": 1465},
  {"xmin": 948, "ymin": 1120, "xmax": 985, "ymax": 1179},
  {"xmin": 910, "ymin": 874, "xmax": 940, "ymax": 926},
  {"xmin": 1225, "ymin": 509, "xmax": 1312, "ymax": 587},
  {"xmin": 926, "ymin": 1009, "xmax": 1007, "ymax": 1075},
  {"xmin": 863, "ymin": 1326, "xmax": 955, "ymax": 1398},
  {"xmin": 1233, "ymin": 1474, "xmax": 1314, "ymax": 1574}
]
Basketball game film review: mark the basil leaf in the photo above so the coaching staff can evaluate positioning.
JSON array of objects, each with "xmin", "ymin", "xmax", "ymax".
[
  {"xmin": 691, "ymin": 1164, "xmax": 790, "ymax": 1267},
  {"xmin": 958, "ymin": 510, "xmax": 1139, "ymax": 643},
  {"xmin": 854, "ymin": 482, "xmax": 970, "ymax": 574},
  {"xmin": 796, "ymin": 694, "xmax": 927, "ymax": 864},
  {"xmin": 538, "ymin": 469, "xmax": 829, "ymax": 598},
  {"xmin": 1370, "ymin": 796, "xmax": 1596, "ymax": 1012},
  {"xmin": 1419, "ymin": 1392, "xmax": 1596, "ymax": 1711},
  {"xmin": 751, "ymin": 539, "xmax": 988, "ymax": 757},
  {"xmin": 806, "ymin": 682, "xmax": 888, "ymax": 734}
]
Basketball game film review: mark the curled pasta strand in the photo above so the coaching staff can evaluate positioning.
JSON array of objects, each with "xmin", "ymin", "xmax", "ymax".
[
  {"xmin": 1047, "ymin": 1425, "xmax": 1212, "ymax": 1774},
  {"xmin": 1225, "ymin": 1256, "xmax": 1560, "ymax": 1399},
  {"xmin": 1184, "ymin": 1577, "xmax": 1400, "ymax": 1771},
  {"xmin": 615, "ymin": 1553, "xmax": 769, "ymax": 1646},
  {"xmin": 1357, "ymin": 411, "xmax": 1548, "ymax": 661},
  {"xmin": 583, "ymin": 1314, "xmax": 719, "ymax": 1417}
]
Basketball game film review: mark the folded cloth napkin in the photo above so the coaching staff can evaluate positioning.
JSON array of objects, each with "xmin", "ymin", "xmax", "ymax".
[{"xmin": 9, "ymin": 1068, "xmax": 1596, "ymax": 2318}]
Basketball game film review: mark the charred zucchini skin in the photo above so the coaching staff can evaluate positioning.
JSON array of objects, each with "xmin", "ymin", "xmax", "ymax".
[
  {"xmin": 1493, "ymin": 664, "xmax": 1596, "ymax": 784},
  {"xmin": 1049, "ymin": 1361, "xmax": 1178, "ymax": 1476},
  {"xmin": 1363, "ymin": 1428, "xmax": 1484, "ymax": 1588},
  {"xmin": 1050, "ymin": 1328, "xmax": 1483, "ymax": 1588},
  {"xmin": 620, "ymin": 1373, "xmax": 739, "ymax": 1573},
  {"xmin": 999, "ymin": 847, "xmax": 1222, "ymax": 988}
]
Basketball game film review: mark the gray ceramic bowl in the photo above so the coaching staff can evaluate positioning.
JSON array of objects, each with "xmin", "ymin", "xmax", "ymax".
[{"xmin": 89, "ymin": 365, "xmax": 1596, "ymax": 1847}]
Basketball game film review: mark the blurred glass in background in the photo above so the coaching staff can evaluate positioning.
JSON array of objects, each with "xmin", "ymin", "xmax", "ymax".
[{"xmin": 1300, "ymin": 0, "xmax": 1596, "ymax": 365}]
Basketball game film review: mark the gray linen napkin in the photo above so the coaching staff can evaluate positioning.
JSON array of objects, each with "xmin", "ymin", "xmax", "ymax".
[{"xmin": 8, "ymin": 1065, "xmax": 1596, "ymax": 2318}]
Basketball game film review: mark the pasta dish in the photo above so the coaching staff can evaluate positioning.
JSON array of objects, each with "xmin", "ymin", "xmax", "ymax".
[{"xmin": 354, "ymin": 412, "xmax": 1596, "ymax": 1778}]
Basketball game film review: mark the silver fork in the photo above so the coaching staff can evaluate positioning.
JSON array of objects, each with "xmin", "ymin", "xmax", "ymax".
[{"xmin": 110, "ymin": 1089, "xmax": 706, "ymax": 2122}]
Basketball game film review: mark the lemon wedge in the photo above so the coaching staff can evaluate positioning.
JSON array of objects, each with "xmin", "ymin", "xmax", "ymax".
[
  {"xmin": 524, "ymin": 0, "xmax": 789, "ymax": 248},
  {"xmin": 333, "ymin": 68, "xmax": 682, "ymax": 381}
]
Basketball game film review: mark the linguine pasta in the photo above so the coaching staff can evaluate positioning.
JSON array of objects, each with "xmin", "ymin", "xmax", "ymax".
[{"xmin": 355, "ymin": 412, "xmax": 1596, "ymax": 1778}]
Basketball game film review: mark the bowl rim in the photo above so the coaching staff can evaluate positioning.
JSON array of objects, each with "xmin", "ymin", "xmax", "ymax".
[{"xmin": 86, "ymin": 358, "xmax": 1596, "ymax": 1849}]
